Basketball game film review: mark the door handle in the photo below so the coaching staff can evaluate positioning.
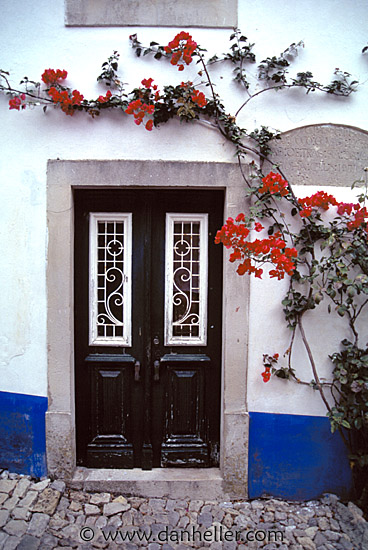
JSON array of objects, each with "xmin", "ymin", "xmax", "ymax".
[
  {"xmin": 153, "ymin": 360, "xmax": 160, "ymax": 381},
  {"xmin": 134, "ymin": 360, "xmax": 141, "ymax": 382}
]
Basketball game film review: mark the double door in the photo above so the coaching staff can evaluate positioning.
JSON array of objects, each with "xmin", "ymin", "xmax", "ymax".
[{"xmin": 74, "ymin": 189, "xmax": 223, "ymax": 468}]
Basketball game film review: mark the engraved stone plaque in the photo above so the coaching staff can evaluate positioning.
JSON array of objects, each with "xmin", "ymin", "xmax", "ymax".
[{"xmin": 270, "ymin": 124, "xmax": 368, "ymax": 186}]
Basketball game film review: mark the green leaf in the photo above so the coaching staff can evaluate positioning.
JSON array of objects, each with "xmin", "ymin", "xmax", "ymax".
[
  {"xmin": 354, "ymin": 418, "xmax": 363, "ymax": 429},
  {"xmin": 342, "ymin": 339, "xmax": 352, "ymax": 346},
  {"xmin": 337, "ymin": 306, "xmax": 346, "ymax": 317}
]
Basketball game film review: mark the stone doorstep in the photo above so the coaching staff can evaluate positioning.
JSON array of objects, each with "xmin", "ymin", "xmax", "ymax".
[{"xmin": 68, "ymin": 468, "xmax": 235, "ymax": 500}]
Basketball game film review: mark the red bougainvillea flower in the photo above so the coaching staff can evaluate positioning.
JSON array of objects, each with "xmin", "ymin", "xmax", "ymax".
[
  {"xmin": 125, "ymin": 79, "xmax": 159, "ymax": 129},
  {"xmin": 215, "ymin": 213, "xmax": 298, "ymax": 280},
  {"xmin": 298, "ymin": 192, "xmax": 368, "ymax": 231},
  {"xmin": 97, "ymin": 90, "xmax": 112, "ymax": 103},
  {"xmin": 126, "ymin": 99, "xmax": 155, "ymax": 130},
  {"xmin": 261, "ymin": 353, "xmax": 279, "ymax": 382},
  {"xmin": 41, "ymin": 69, "xmax": 67, "ymax": 86},
  {"xmin": 47, "ymin": 87, "xmax": 84, "ymax": 115},
  {"xmin": 336, "ymin": 202, "xmax": 359, "ymax": 216},
  {"xmin": 9, "ymin": 93, "xmax": 26, "ymax": 111},
  {"xmin": 215, "ymin": 217, "xmax": 250, "ymax": 248},
  {"xmin": 164, "ymin": 31, "xmax": 197, "ymax": 70},
  {"xmin": 145, "ymin": 119, "xmax": 153, "ymax": 131},
  {"xmin": 298, "ymin": 191, "xmax": 338, "ymax": 218},
  {"xmin": 191, "ymin": 89, "xmax": 207, "ymax": 107},
  {"xmin": 261, "ymin": 367, "xmax": 271, "ymax": 383},
  {"xmin": 141, "ymin": 78, "xmax": 158, "ymax": 90},
  {"xmin": 259, "ymin": 172, "xmax": 289, "ymax": 197},
  {"xmin": 180, "ymin": 81, "xmax": 193, "ymax": 89},
  {"xmin": 254, "ymin": 222, "xmax": 264, "ymax": 232},
  {"xmin": 347, "ymin": 206, "xmax": 368, "ymax": 230}
]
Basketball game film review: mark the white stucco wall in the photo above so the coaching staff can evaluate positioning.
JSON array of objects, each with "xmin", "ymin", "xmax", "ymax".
[
  {"xmin": 1, "ymin": 0, "xmax": 368, "ymax": 410},
  {"xmin": 247, "ymin": 185, "xmax": 367, "ymax": 416}
]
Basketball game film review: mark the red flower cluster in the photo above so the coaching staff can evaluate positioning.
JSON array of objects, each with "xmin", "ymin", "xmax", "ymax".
[
  {"xmin": 141, "ymin": 77, "xmax": 160, "ymax": 100},
  {"xmin": 180, "ymin": 81, "xmax": 193, "ymax": 89},
  {"xmin": 346, "ymin": 206, "xmax": 368, "ymax": 230},
  {"xmin": 125, "ymin": 78, "xmax": 159, "ymax": 130},
  {"xmin": 9, "ymin": 94, "xmax": 26, "ymax": 110},
  {"xmin": 41, "ymin": 69, "xmax": 67, "ymax": 86},
  {"xmin": 125, "ymin": 99, "xmax": 155, "ymax": 130},
  {"xmin": 258, "ymin": 172, "xmax": 289, "ymax": 197},
  {"xmin": 191, "ymin": 89, "xmax": 207, "ymax": 107},
  {"xmin": 336, "ymin": 202, "xmax": 358, "ymax": 216},
  {"xmin": 335, "ymin": 200, "xmax": 368, "ymax": 232},
  {"xmin": 261, "ymin": 353, "xmax": 279, "ymax": 382},
  {"xmin": 97, "ymin": 90, "xmax": 112, "ymax": 103},
  {"xmin": 215, "ymin": 214, "xmax": 250, "ymax": 248},
  {"xmin": 269, "ymin": 246, "xmax": 298, "ymax": 279},
  {"xmin": 215, "ymin": 214, "xmax": 297, "ymax": 279},
  {"xmin": 262, "ymin": 367, "xmax": 271, "ymax": 382},
  {"xmin": 298, "ymin": 191, "xmax": 368, "ymax": 232},
  {"xmin": 298, "ymin": 191, "xmax": 338, "ymax": 217},
  {"xmin": 164, "ymin": 31, "xmax": 197, "ymax": 71},
  {"xmin": 141, "ymin": 78, "xmax": 158, "ymax": 90},
  {"xmin": 48, "ymin": 87, "xmax": 84, "ymax": 116}
]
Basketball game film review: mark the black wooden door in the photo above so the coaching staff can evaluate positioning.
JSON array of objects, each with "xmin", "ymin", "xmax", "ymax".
[{"xmin": 74, "ymin": 189, "xmax": 223, "ymax": 469}]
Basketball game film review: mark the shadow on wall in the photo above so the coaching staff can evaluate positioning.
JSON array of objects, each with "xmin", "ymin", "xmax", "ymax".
[
  {"xmin": 248, "ymin": 412, "xmax": 353, "ymax": 501},
  {"xmin": 0, "ymin": 390, "xmax": 47, "ymax": 478}
]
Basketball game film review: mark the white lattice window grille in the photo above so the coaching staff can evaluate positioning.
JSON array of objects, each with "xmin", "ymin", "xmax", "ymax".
[
  {"xmin": 89, "ymin": 213, "xmax": 132, "ymax": 346},
  {"xmin": 165, "ymin": 213, "xmax": 208, "ymax": 346}
]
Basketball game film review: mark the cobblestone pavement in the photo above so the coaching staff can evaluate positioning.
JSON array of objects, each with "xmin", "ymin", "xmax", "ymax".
[{"xmin": 0, "ymin": 470, "xmax": 367, "ymax": 550}]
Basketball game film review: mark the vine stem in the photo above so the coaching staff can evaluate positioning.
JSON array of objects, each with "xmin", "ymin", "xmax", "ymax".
[
  {"xmin": 356, "ymin": 297, "xmax": 368, "ymax": 322},
  {"xmin": 297, "ymin": 314, "xmax": 332, "ymax": 414},
  {"xmin": 0, "ymin": 85, "xmax": 54, "ymax": 104},
  {"xmin": 297, "ymin": 313, "xmax": 350, "ymax": 449},
  {"xmin": 235, "ymin": 84, "xmax": 288, "ymax": 117},
  {"xmin": 234, "ymin": 79, "xmax": 354, "ymax": 119},
  {"xmin": 198, "ymin": 52, "xmax": 219, "ymax": 120}
]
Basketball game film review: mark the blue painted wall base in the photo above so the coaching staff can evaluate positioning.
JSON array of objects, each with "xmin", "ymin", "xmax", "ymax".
[
  {"xmin": 248, "ymin": 411, "xmax": 353, "ymax": 501},
  {"xmin": 0, "ymin": 390, "xmax": 47, "ymax": 478}
]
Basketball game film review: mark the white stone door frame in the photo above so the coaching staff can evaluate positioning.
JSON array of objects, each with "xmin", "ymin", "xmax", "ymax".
[{"xmin": 46, "ymin": 159, "xmax": 250, "ymax": 497}]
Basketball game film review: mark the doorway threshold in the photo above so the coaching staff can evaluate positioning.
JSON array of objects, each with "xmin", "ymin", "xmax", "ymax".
[{"xmin": 69, "ymin": 467, "xmax": 231, "ymax": 500}]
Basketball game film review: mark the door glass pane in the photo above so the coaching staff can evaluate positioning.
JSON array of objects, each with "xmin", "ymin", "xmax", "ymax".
[
  {"xmin": 89, "ymin": 213, "xmax": 132, "ymax": 346},
  {"xmin": 165, "ymin": 213, "xmax": 208, "ymax": 346}
]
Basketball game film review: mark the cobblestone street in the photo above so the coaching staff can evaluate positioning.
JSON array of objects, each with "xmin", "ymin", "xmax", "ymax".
[{"xmin": 0, "ymin": 470, "xmax": 367, "ymax": 550}]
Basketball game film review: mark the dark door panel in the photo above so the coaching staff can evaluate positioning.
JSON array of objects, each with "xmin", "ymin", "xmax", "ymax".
[{"xmin": 74, "ymin": 188, "xmax": 223, "ymax": 469}]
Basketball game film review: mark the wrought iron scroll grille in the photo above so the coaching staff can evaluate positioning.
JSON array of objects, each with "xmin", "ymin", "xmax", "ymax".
[
  {"xmin": 89, "ymin": 213, "xmax": 132, "ymax": 346},
  {"xmin": 165, "ymin": 213, "xmax": 208, "ymax": 345}
]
